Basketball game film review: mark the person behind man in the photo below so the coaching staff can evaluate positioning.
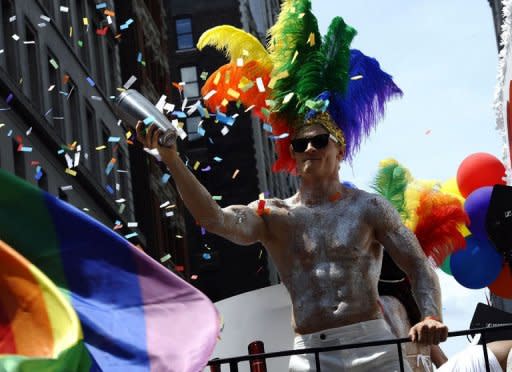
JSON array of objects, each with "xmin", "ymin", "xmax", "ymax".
[{"xmin": 137, "ymin": 1, "xmax": 448, "ymax": 370}]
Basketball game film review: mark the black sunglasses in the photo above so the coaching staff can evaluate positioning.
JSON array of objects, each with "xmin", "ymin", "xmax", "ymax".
[{"xmin": 291, "ymin": 133, "xmax": 331, "ymax": 152}]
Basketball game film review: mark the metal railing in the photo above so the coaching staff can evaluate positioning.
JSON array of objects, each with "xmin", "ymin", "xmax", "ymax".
[{"xmin": 208, "ymin": 324, "xmax": 512, "ymax": 371}]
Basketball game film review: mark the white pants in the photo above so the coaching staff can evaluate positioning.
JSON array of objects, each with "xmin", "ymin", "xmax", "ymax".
[
  {"xmin": 289, "ymin": 319, "xmax": 413, "ymax": 372},
  {"xmin": 436, "ymin": 345, "xmax": 502, "ymax": 372}
]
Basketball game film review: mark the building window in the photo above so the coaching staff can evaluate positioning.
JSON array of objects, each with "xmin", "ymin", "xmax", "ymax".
[
  {"xmin": 90, "ymin": 1, "xmax": 105, "ymax": 90},
  {"xmin": 25, "ymin": 20, "xmax": 41, "ymax": 111},
  {"xmin": 77, "ymin": 0, "xmax": 90, "ymax": 68},
  {"xmin": 186, "ymin": 116, "xmax": 201, "ymax": 141},
  {"xmin": 180, "ymin": 66, "xmax": 199, "ymax": 98},
  {"xmin": 2, "ymin": 0, "xmax": 19, "ymax": 79},
  {"xmin": 101, "ymin": 122, "xmax": 114, "ymax": 192},
  {"xmin": 60, "ymin": 2, "xmax": 71, "ymax": 38},
  {"xmin": 117, "ymin": 149, "xmax": 129, "ymax": 199},
  {"xmin": 12, "ymin": 139, "xmax": 25, "ymax": 179},
  {"xmin": 40, "ymin": 0, "xmax": 54, "ymax": 18},
  {"xmin": 176, "ymin": 18, "xmax": 193, "ymax": 50},
  {"xmin": 67, "ymin": 78, "xmax": 81, "ymax": 144},
  {"xmin": 85, "ymin": 102, "xmax": 99, "ymax": 177},
  {"xmin": 47, "ymin": 50, "xmax": 64, "ymax": 135}
]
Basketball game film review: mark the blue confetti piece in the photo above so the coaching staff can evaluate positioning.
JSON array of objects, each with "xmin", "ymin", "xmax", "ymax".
[
  {"xmin": 173, "ymin": 111, "xmax": 187, "ymax": 119},
  {"xmin": 263, "ymin": 123, "xmax": 273, "ymax": 132},
  {"xmin": 86, "ymin": 77, "xmax": 95, "ymax": 87},
  {"xmin": 7, "ymin": 129, "xmax": 13, "ymax": 137},
  {"xmin": 57, "ymin": 149, "xmax": 65, "ymax": 155},
  {"xmin": 105, "ymin": 162, "xmax": 115, "ymax": 176},
  {"xmin": 108, "ymin": 136, "xmax": 121, "ymax": 143},
  {"xmin": 137, "ymin": 52, "xmax": 142, "ymax": 62},
  {"xmin": 213, "ymin": 156, "xmax": 223, "ymax": 162},
  {"xmin": 208, "ymin": 138, "xmax": 214, "ymax": 144},
  {"xmin": 216, "ymin": 111, "xmax": 235, "ymax": 126},
  {"xmin": 269, "ymin": 133, "xmax": 289, "ymax": 141},
  {"xmin": 201, "ymin": 227, "xmax": 206, "ymax": 235},
  {"xmin": 6, "ymin": 93, "xmax": 13, "ymax": 104},
  {"xmin": 202, "ymin": 253, "xmax": 212, "ymax": 260},
  {"xmin": 125, "ymin": 18, "xmax": 134, "ymax": 25},
  {"xmin": 197, "ymin": 127, "xmax": 206, "ymax": 137},
  {"xmin": 125, "ymin": 232, "xmax": 138, "ymax": 239},
  {"xmin": 161, "ymin": 173, "xmax": 171, "ymax": 184},
  {"xmin": 143, "ymin": 116, "xmax": 155, "ymax": 125},
  {"xmin": 105, "ymin": 185, "xmax": 114, "ymax": 194},
  {"xmin": 20, "ymin": 146, "xmax": 33, "ymax": 152},
  {"xmin": 96, "ymin": 2, "xmax": 107, "ymax": 9},
  {"xmin": 120, "ymin": 23, "xmax": 129, "ymax": 30}
]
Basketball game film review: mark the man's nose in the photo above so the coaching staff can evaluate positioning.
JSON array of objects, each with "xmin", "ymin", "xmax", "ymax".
[{"xmin": 304, "ymin": 141, "xmax": 317, "ymax": 152}]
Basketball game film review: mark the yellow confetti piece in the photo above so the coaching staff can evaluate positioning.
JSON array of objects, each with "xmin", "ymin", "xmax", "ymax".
[
  {"xmin": 268, "ymin": 71, "xmax": 289, "ymax": 89},
  {"xmin": 282, "ymin": 92, "xmax": 295, "ymax": 104},
  {"xmin": 307, "ymin": 32, "xmax": 316, "ymax": 46},
  {"xmin": 0, "ymin": 123, "xmax": 5, "ymax": 128},
  {"xmin": 227, "ymin": 88, "xmax": 240, "ymax": 99},
  {"xmin": 83, "ymin": 17, "xmax": 89, "ymax": 26},
  {"xmin": 236, "ymin": 57, "xmax": 244, "ymax": 67},
  {"xmin": 238, "ymin": 76, "xmax": 254, "ymax": 92},
  {"xmin": 291, "ymin": 50, "xmax": 299, "ymax": 64},
  {"xmin": 258, "ymin": 192, "xmax": 265, "ymax": 200},
  {"xmin": 96, "ymin": 145, "xmax": 106, "ymax": 151},
  {"xmin": 193, "ymin": 161, "xmax": 200, "ymax": 170},
  {"xmin": 65, "ymin": 168, "xmax": 77, "ymax": 176},
  {"xmin": 213, "ymin": 72, "xmax": 221, "ymax": 86},
  {"xmin": 232, "ymin": 169, "xmax": 239, "ymax": 179},
  {"xmin": 125, "ymin": 131, "xmax": 132, "ymax": 139},
  {"xmin": 221, "ymin": 98, "xmax": 229, "ymax": 107}
]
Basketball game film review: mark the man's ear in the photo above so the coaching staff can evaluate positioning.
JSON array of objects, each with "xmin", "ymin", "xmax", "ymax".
[{"xmin": 289, "ymin": 143, "xmax": 296, "ymax": 160}]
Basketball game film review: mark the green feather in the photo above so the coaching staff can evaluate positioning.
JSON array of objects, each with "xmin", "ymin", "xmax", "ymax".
[
  {"xmin": 268, "ymin": 0, "xmax": 324, "ymax": 117},
  {"xmin": 321, "ymin": 17, "xmax": 357, "ymax": 94},
  {"xmin": 371, "ymin": 160, "xmax": 412, "ymax": 220}
]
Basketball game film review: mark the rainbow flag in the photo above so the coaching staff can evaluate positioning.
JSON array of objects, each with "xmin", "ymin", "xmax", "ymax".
[{"xmin": 0, "ymin": 169, "xmax": 219, "ymax": 371}]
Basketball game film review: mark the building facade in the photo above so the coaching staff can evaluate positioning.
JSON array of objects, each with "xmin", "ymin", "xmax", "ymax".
[
  {"xmin": 488, "ymin": 0, "xmax": 504, "ymax": 50},
  {"xmin": 0, "ymin": 0, "xmax": 134, "ymax": 232},
  {"xmin": 114, "ymin": 0, "xmax": 189, "ymax": 275},
  {"xmin": 164, "ymin": 0, "xmax": 297, "ymax": 301}
]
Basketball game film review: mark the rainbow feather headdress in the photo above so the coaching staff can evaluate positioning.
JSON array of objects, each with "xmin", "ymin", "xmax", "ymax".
[{"xmin": 197, "ymin": 0, "xmax": 402, "ymax": 173}]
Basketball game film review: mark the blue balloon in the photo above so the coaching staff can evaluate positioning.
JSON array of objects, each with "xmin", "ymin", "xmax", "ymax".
[
  {"xmin": 464, "ymin": 186, "xmax": 493, "ymax": 241},
  {"xmin": 450, "ymin": 235, "xmax": 503, "ymax": 289}
]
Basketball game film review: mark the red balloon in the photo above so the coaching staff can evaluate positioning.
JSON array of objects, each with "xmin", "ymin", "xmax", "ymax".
[
  {"xmin": 456, "ymin": 153, "xmax": 506, "ymax": 198},
  {"xmin": 489, "ymin": 264, "xmax": 512, "ymax": 299}
]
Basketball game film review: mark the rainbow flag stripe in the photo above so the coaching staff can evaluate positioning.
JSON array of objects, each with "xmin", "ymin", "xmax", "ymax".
[{"xmin": 0, "ymin": 169, "xmax": 219, "ymax": 371}]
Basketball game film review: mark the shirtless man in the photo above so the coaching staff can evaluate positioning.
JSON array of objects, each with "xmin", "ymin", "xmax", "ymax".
[{"xmin": 136, "ymin": 117, "xmax": 448, "ymax": 371}]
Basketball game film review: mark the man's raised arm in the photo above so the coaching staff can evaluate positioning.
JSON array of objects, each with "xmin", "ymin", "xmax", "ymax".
[
  {"xmin": 368, "ymin": 195, "xmax": 448, "ymax": 345},
  {"xmin": 136, "ymin": 123, "xmax": 269, "ymax": 246}
]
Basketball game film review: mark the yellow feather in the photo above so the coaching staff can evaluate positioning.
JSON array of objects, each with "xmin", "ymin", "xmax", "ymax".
[
  {"xmin": 197, "ymin": 25, "xmax": 272, "ymax": 70},
  {"xmin": 404, "ymin": 179, "xmax": 441, "ymax": 230}
]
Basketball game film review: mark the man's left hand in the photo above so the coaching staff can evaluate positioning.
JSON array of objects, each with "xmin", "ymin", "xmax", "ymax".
[{"xmin": 408, "ymin": 318, "xmax": 448, "ymax": 345}]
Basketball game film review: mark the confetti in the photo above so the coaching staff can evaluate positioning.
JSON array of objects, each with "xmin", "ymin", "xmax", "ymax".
[
  {"xmin": 49, "ymin": 58, "xmax": 59, "ymax": 69},
  {"xmin": 165, "ymin": 211, "xmax": 174, "ymax": 217},
  {"xmin": 263, "ymin": 123, "xmax": 273, "ymax": 132},
  {"xmin": 203, "ymin": 90, "xmax": 217, "ymax": 100},
  {"xmin": 19, "ymin": 146, "xmax": 33, "ymax": 153},
  {"xmin": 65, "ymin": 168, "xmax": 77, "ymax": 176},
  {"xmin": 221, "ymin": 126, "xmax": 229, "ymax": 136},
  {"xmin": 193, "ymin": 161, "xmax": 200, "ymax": 170},
  {"xmin": 232, "ymin": 169, "xmax": 239, "ymax": 179},
  {"xmin": 425, "ymin": 129, "xmax": 432, "ymax": 135},
  {"xmin": 201, "ymin": 165, "xmax": 211, "ymax": 172},
  {"xmin": 96, "ymin": 2, "xmax": 107, "ymax": 9},
  {"xmin": 60, "ymin": 6, "xmax": 69, "ymax": 12},
  {"xmin": 212, "ymin": 195, "xmax": 222, "ymax": 201},
  {"xmin": 155, "ymin": 94, "xmax": 167, "ymax": 112},
  {"xmin": 256, "ymin": 77, "xmax": 266, "ymax": 92},
  {"xmin": 227, "ymin": 88, "xmax": 240, "ymax": 99},
  {"xmin": 127, "ymin": 222, "xmax": 138, "ymax": 228},
  {"xmin": 60, "ymin": 185, "xmax": 73, "ymax": 191},
  {"xmin": 161, "ymin": 173, "xmax": 171, "ymax": 183},
  {"xmin": 40, "ymin": 15, "xmax": 51, "ymax": 22},
  {"xmin": 86, "ymin": 77, "xmax": 95, "ymax": 86},
  {"xmin": 213, "ymin": 156, "xmax": 223, "ymax": 162},
  {"xmin": 9, "ymin": 16, "xmax": 16, "ymax": 23},
  {"xmin": 143, "ymin": 116, "xmax": 155, "ymax": 125},
  {"xmin": 108, "ymin": 136, "xmax": 121, "ymax": 142},
  {"xmin": 96, "ymin": 145, "xmax": 106, "ymax": 151},
  {"xmin": 125, "ymin": 232, "xmax": 138, "ymax": 240},
  {"xmin": 351, "ymin": 75, "xmax": 363, "ymax": 80},
  {"xmin": 160, "ymin": 254, "xmax": 171, "ymax": 263},
  {"xmin": 190, "ymin": 274, "xmax": 198, "ymax": 280},
  {"xmin": 269, "ymin": 133, "xmax": 289, "ymax": 140},
  {"xmin": 282, "ymin": 92, "xmax": 295, "ymax": 104},
  {"xmin": 123, "ymin": 75, "xmax": 137, "ymax": 89},
  {"xmin": 160, "ymin": 201, "xmax": 171, "ymax": 208}
]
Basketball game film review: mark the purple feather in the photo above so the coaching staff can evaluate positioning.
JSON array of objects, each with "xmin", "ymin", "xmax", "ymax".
[{"xmin": 307, "ymin": 49, "xmax": 403, "ymax": 162}]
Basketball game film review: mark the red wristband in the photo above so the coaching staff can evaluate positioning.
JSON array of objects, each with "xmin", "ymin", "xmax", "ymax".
[{"xmin": 424, "ymin": 315, "xmax": 441, "ymax": 322}]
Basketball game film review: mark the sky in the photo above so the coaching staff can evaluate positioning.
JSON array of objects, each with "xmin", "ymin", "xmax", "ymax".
[{"xmin": 312, "ymin": 0, "xmax": 505, "ymax": 360}]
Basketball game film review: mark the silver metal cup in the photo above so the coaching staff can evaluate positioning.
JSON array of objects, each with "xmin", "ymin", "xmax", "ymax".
[{"xmin": 113, "ymin": 89, "xmax": 177, "ymax": 147}]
